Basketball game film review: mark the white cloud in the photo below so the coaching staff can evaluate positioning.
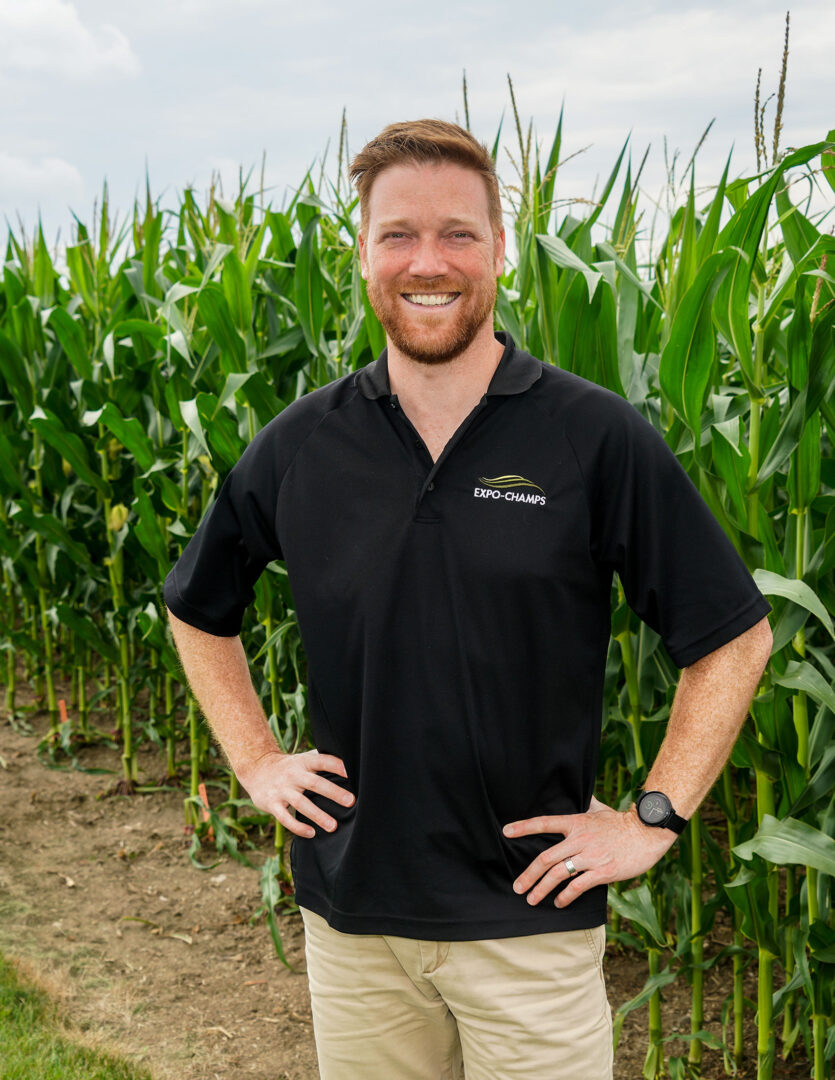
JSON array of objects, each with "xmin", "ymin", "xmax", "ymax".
[
  {"xmin": 0, "ymin": 153, "xmax": 84, "ymax": 208},
  {"xmin": 0, "ymin": 0, "xmax": 140, "ymax": 80},
  {"xmin": 512, "ymin": 7, "xmax": 831, "ymax": 113}
]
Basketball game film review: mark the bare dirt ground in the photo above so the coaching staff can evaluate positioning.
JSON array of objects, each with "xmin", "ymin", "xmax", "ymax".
[{"xmin": 0, "ymin": 698, "xmax": 813, "ymax": 1080}]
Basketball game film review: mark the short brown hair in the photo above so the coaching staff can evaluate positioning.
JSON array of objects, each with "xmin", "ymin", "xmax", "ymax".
[{"xmin": 349, "ymin": 119, "xmax": 502, "ymax": 239}]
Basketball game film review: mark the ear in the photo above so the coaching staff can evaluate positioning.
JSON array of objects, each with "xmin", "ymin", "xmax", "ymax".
[
  {"xmin": 494, "ymin": 227, "xmax": 506, "ymax": 278},
  {"xmin": 358, "ymin": 231, "xmax": 368, "ymax": 281}
]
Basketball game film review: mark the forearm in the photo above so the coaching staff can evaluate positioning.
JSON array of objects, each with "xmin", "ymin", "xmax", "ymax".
[
  {"xmin": 632, "ymin": 615, "xmax": 773, "ymax": 823},
  {"xmin": 166, "ymin": 609, "xmax": 284, "ymax": 780},
  {"xmin": 506, "ymin": 617, "xmax": 774, "ymax": 905}
]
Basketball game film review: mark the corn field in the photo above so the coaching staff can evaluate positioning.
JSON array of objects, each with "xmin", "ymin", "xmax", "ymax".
[{"xmin": 1, "ymin": 73, "xmax": 834, "ymax": 1079}]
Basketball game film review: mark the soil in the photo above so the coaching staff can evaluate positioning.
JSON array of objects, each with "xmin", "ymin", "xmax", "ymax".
[{"xmin": 0, "ymin": 698, "xmax": 813, "ymax": 1080}]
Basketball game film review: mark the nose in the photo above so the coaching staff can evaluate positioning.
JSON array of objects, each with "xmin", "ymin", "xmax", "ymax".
[{"xmin": 408, "ymin": 237, "xmax": 449, "ymax": 278}]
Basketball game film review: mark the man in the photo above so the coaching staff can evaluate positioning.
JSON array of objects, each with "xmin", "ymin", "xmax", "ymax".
[{"xmin": 164, "ymin": 119, "xmax": 773, "ymax": 1079}]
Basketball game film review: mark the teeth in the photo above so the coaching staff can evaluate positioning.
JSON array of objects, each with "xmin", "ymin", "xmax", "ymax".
[{"xmin": 403, "ymin": 293, "xmax": 458, "ymax": 306}]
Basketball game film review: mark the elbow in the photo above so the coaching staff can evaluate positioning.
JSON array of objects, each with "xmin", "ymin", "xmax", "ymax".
[
  {"xmin": 738, "ymin": 615, "xmax": 773, "ymax": 680},
  {"xmin": 753, "ymin": 615, "xmax": 773, "ymax": 669}
]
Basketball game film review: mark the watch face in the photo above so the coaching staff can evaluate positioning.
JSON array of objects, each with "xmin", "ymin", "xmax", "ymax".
[{"xmin": 639, "ymin": 792, "xmax": 670, "ymax": 825}]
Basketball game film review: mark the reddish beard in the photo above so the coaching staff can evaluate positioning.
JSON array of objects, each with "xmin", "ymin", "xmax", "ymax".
[{"xmin": 364, "ymin": 274, "xmax": 498, "ymax": 365}]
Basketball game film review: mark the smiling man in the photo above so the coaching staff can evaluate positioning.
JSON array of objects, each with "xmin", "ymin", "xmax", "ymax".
[{"xmin": 164, "ymin": 119, "xmax": 773, "ymax": 1079}]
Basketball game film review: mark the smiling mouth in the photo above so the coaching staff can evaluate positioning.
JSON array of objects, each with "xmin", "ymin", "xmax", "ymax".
[{"xmin": 401, "ymin": 292, "xmax": 461, "ymax": 308}]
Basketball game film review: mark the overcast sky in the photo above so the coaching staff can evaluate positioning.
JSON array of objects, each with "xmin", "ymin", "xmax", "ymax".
[{"xmin": 2, "ymin": 0, "xmax": 833, "ymax": 268}]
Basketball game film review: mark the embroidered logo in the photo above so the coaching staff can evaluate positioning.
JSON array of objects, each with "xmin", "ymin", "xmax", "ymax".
[{"xmin": 473, "ymin": 475, "xmax": 546, "ymax": 506}]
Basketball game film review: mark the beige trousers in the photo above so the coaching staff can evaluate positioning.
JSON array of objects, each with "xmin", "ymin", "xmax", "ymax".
[{"xmin": 299, "ymin": 906, "xmax": 614, "ymax": 1079}]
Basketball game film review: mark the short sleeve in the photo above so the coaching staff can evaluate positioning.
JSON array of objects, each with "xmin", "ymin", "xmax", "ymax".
[
  {"xmin": 588, "ymin": 395, "xmax": 771, "ymax": 667},
  {"xmin": 163, "ymin": 423, "xmax": 283, "ymax": 637}
]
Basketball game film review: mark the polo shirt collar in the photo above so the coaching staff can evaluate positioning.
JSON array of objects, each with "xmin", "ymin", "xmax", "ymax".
[{"xmin": 355, "ymin": 331, "xmax": 541, "ymax": 400}]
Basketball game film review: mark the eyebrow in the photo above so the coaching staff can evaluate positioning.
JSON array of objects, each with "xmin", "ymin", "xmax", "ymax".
[{"xmin": 375, "ymin": 218, "xmax": 482, "ymax": 231}]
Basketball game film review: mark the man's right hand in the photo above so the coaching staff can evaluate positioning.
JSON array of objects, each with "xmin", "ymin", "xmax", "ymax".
[{"xmin": 239, "ymin": 749, "xmax": 355, "ymax": 838}]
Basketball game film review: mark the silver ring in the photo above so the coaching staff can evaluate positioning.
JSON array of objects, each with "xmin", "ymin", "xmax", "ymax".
[{"xmin": 564, "ymin": 857, "xmax": 579, "ymax": 877}]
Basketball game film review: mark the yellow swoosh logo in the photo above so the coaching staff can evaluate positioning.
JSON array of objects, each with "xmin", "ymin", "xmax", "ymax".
[{"xmin": 478, "ymin": 475, "xmax": 546, "ymax": 495}]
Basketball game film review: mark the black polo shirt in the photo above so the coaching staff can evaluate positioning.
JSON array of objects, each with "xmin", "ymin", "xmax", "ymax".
[{"xmin": 164, "ymin": 331, "xmax": 771, "ymax": 940}]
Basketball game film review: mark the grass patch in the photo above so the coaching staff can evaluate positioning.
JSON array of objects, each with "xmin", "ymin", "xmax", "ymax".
[{"xmin": 0, "ymin": 951, "xmax": 153, "ymax": 1080}]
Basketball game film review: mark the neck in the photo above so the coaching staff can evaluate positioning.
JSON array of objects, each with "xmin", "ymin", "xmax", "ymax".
[{"xmin": 387, "ymin": 320, "xmax": 504, "ymax": 416}]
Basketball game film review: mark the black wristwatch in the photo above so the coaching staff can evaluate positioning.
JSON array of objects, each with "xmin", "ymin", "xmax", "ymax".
[{"xmin": 635, "ymin": 790, "xmax": 687, "ymax": 834}]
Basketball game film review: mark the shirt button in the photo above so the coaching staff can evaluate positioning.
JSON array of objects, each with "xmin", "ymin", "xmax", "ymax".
[{"xmin": 427, "ymin": 482, "xmax": 435, "ymax": 491}]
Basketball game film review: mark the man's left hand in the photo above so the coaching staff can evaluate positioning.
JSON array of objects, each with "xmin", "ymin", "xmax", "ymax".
[{"xmin": 502, "ymin": 795, "xmax": 677, "ymax": 907}]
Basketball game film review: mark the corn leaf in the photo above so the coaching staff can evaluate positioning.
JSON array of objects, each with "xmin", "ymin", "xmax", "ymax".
[
  {"xmin": 29, "ymin": 406, "xmax": 109, "ymax": 496},
  {"xmin": 733, "ymin": 814, "xmax": 835, "ymax": 877},
  {"xmin": 659, "ymin": 251, "xmax": 733, "ymax": 432}
]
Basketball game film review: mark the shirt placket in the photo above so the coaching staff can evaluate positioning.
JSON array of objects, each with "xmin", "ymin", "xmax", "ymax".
[{"xmin": 386, "ymin": 394, "xmax": 493, "ymax": 515}]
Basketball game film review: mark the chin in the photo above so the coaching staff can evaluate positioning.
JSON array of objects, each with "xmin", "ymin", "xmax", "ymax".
[
  {"xmin": 395, "ymin": 334, "xmax": 476, "ymax": 365},
  {"xmin": 380, "ymin": 309, "xmax": 494, "ymax": 366},
  {"xmin": 366, "ymin": 279, "xmax": 497, "ymax": 365}
]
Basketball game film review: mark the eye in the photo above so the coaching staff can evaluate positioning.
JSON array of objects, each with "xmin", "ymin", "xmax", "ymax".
[{"xmin": 450, "ymin": 231, "xmax": 472, "ymax": 239}]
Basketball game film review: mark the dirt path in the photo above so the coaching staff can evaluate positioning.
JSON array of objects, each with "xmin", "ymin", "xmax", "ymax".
[
  {"xmin": 0, "ymin": 709, "xmax": 319, "ymax": 1080},
  {"xmin": 0, "ymin": 705, "xmax": 811, "ymax": 1080}
]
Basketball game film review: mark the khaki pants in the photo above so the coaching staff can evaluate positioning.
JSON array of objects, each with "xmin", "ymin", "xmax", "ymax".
[{"xmin": 299, "ymin": 906, "xmax": 613, "ymax": 1079}]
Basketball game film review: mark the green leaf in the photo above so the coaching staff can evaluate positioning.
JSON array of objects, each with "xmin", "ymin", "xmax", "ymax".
[
  {"xmin": 536, "ymin": 234, "xmax": 602, "ymax": 303},
  {"xmin": 238, "ymin": 372, "xmax": 285, "ymax": 429},
  {"xmin": 28, "ymin": 406, "xmax": 109, "ymax": 496},
  {"xmin": 48, "ymin": 308, "xmax": 92, "ymax": 379},
  {"xmin": 606, "ymin": 881, "xmax": 666, "ymax": 947},
  {"xmin": 556, "ymin": 272, "xmax": 623, "ymax": 394},
  {"xmin": 0, "ymin": 327, "xmax": 34, "ymax": 417},
  {"xmin": 808, "ymin": 919, "xmax": 835, "ymax": 964},
  {"xmin": 201, "ymin": 242, "xmax": 234, "ymax": 286},
  {"xmin": 788, "ymin": 742, "xmax": 835, "ymax": 817},
  {"xmin": 610, "ymin": 968, "xmax": 678, "ymax": 1051},
  {"xmin": 111, "ymin": 317, "xmax": 165, "ymax": 348},
  {"xmin": 251, "ymin": 615, "xmax": 297, "ymax": 661},
  {"xmin": 733, "ymin": 814, "xmax": 835, "ymax": 877},
  {"xmin": 222, "ymin": 250, "xmax": 252, "ymax": 333},
  {"xmin": 658, "ymin": 251, "xmax": 733, "ymax": 431},
  {"xmin": 217, "ymin": 371, "xmax": 254, "ymax": 412},
  {"xmin": 723, "ymin": 861, "xmax": 780, "ymax": 956},
  {"xmin": 10, "ymin": 504, "xmax": 93, "ymax": 571},
  {"xmin": 33, "ymin": 222, "xmax": 56, "ymax": 306},
  {"xmin": 0, "ymin": 427, "xmax": 32, "ymax": 501},
  {"xmin": 257, "ymin": 855, "xmax": 296, "ymax": 971},
  {"xmin": 710, "ymin": 420, "xmax": 749, "ymax": 526},
  {"xmin": 197, "ymin": 283, "xmax": 245, "ymax": 371},
  {"xmin": 55, "ymin": 602, "xmax": 119, "ymax": 664},
  {"xmin": 495, "ymin": 284, "xmax": 526, "ymax": 347},
  {"xmin": 65, "ymin": 241, "xmax": 98, "ymax": 315},
  {"xmin": 294, "ymin": 215, "xmax": 325, "ymax": 355},
  {"xmin": 756, "ymin": 317, "xmax": 835, "ymax": 487},
  {"xmin": 752, "ymin": 569, "xmax": 834, "ymax": 640},
  {"xmin": 142, "ymin": 208, "xmax": 163, "ymax": 298},
  {"xmin": 195, "ymin": 391, "xmax": 246, "ymax": 470},
  {"xmin": 132, "ymin": 480, "xmax": 171, "ymax": 573},
  {"xmin": 98, "ymin": 402, "xmax": 157, "ymax": 474},
  {"xmin": 595, "ymin": 240, "xmax": 662, "ymax": 310},
  {"xmin": 820, "ymin": 129, "xmax": 835, "ymax": 196},
  {"xmin": 713, "ymin": 142, "xmax": 829, "ymax": 381},
  {"xmin": 772, "ymin": 659, "xmax": 835, "ymax": 716},
  {"xmin": 360, "ymin": 276, "xmax": 386, "ymax": 359},
  {"xmin": 179, "ymin": 398, "xmax": 210, "ymax": 457}
]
